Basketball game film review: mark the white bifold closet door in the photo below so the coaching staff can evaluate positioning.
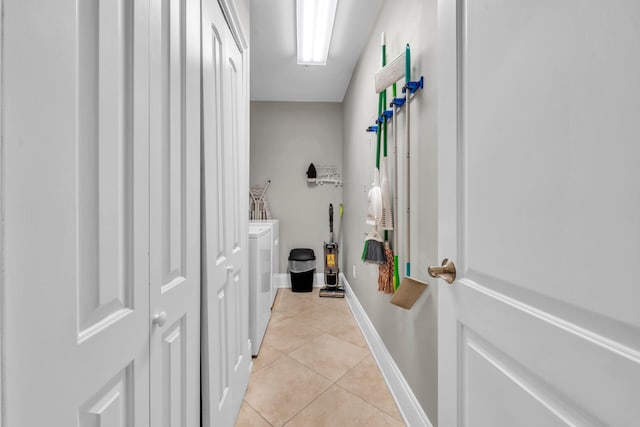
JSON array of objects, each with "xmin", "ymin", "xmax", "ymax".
[
  {"xmin": 201, "ymin": 0, "xmax": 251, "ymax": 426},
  {"xmin": 149, "ymin": 0, "xmax": 202, "ymax": 425},
  {"xmin": 3, "ymin": 0, "xmax": 202, "ymax": 425},
  {"xmin": 4, "ymin": 0, "xmax": 151, "ymax": 424}
]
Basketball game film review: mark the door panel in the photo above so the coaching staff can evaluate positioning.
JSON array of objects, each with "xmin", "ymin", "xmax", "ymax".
[
  {"xmin": 201, "ymin": 1, "xmax": 250, "ymax": 425},
  {"xmin": 79, "ymin": 366, "xmax": 133, "ymax": 427},
  {"xmin": 149, "ymin": 0, "xmax": 201, "ymax": 425},
  {"xmin": 224, "ymin": 39, "xmax": 246, "ymax": 385},
  {"xmin": 438, "ymin": 0, "xmax": 640, "ymax": 426},
  {"xmin": 78, "ymin": 0, "xmax": 135, "ymax": 333},
  {"xmin": 160, "ymin": 318, "xmax": 187, "ymax": 425},
  {"xmin": 462, "ymin": 330, "xmax": 568, "ymax": 427},
  {"xmin": 3, "ymin": 0, "xmax": 150, "ymax": 424}
]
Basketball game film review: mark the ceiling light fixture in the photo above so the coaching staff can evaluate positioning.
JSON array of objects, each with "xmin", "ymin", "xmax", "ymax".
[{"xmin": 296, "ymin": 0, "xmax": 338, "ymax": 65}]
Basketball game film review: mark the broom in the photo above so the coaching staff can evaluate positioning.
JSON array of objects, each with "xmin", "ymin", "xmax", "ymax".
[{"xmin": 362, "ymin": 71, "xmax": 386, "ymax": 265}]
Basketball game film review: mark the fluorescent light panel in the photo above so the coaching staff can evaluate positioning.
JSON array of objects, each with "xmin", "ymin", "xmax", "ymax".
[{"xmin": 296, "ymin": 0, "xmax": 338, "ymax": 65}]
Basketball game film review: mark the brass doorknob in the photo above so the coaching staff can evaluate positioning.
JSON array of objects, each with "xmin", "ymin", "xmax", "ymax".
[{"xmin": 427, "ymin": 259, "xmax": 456, "ymax": 284}]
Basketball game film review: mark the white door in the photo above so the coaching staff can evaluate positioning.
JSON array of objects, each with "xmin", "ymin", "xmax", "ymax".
[
  {"xmin": 149, "ymin": 0, "xmax": 201, "ymax": 425},
  {"xmin": 201, "ymin": 1, "xmax": 251, "ymax": 425},
  {"xmin": 437, "ymin": 1, "xmax": 640, "ymax": 426},
  {"xmin": 3, "ymin": 0, "xmax": 151, "ymax": 424}
]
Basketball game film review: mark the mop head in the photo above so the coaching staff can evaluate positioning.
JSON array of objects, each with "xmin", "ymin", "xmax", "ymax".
[
  {"xmin": 361, "ymin": 227, "xmax": 386, "ymax": 265},
  {"xmin": 378, "ymin": 245, "xmax": 394, "ymax": 293}
]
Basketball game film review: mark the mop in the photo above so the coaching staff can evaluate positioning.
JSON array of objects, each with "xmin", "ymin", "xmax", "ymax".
[
  {"xmin": 378, "ymin": 112, "xmax": 394, "ymax": 293},
  {"xmin": 378, "ymin": 33, "xmax": 395, "ymax": 293}
]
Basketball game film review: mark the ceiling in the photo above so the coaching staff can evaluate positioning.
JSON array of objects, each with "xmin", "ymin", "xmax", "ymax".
[{"xmin": 249, "ymin": 0, "xmax": 383, "ymax": 102}]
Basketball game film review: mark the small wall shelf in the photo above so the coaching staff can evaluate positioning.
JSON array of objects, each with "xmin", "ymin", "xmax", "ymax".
[
  {"xmin": 306, "ymin": 164, "xmax": 343, "ymax": 187},
  {"xmin": 308, "ymin": 177, "xmax": 343, "ymax": 187}
]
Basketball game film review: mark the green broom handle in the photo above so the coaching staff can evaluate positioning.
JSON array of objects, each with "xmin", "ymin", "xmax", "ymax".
[{"xmin": 382, "ymin": 44, "xmax": 387, "ymax": 157}]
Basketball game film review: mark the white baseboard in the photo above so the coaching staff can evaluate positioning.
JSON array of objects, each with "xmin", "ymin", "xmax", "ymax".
[
  {"xmin": 273, "ymin": 273, "xmax": 324, "ymax": 288},
  {"xmin": 340, "ymin": 273, "xmax": 434, "ymax": 427}
]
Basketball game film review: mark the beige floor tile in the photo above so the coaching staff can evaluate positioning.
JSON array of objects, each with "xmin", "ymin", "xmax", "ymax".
[
  {"xmin": 245, "ymin": 356, "xmax": 331, "ymax": 426},
  {"xmin": 252, "ymin": 340, "xmax": 285, "ymax": 373},
  {"xmin": 338, "ymin": 355, "xmax": 403, "ymax": 421},
  {"xmin": 270, "ymin": 311, "xmax": 290, "ymax": 323},
  {"xmin": 327, "ymin": 321, "xmax": 368, "ymax": 348},
  {"xmin": 261, "ymin": 316, "xmax": 323, "ymax": 354},
  {"xmin": 291, "ymin": 305, "xmax": 355, "ymax": 334},
  {"xmin": 234, "ymin": 401, "xmax": 271, "ymax": 427},
  {"xmin": 314, "ymin": 294, "xmax": 351, "ymax": 312},
  {"xmin": 241, "ymin": 288, "xmax": 405, "ymax": 426},
  {"xmin": 284, "ymin": 384, "xmax": 405, "ymax": 427},
  {"xmin": 272, "ymin": 292, "xmax": 317, "ymax": 316},
  {"xmin": 288, "ymin": 333, "xmax": 369, "ymax": 381}
]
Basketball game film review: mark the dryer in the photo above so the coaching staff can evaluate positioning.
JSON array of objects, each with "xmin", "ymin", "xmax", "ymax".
[{"xmin": 248, "ymin": 224, "xmax": 272, "ymax": 355}]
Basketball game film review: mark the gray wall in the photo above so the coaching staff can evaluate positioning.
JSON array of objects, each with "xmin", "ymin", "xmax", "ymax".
[
  {"xmin": 341, "ymin": 0, "xmax": 438, "ymax": 423},
  {"xmin": 250, "ymin": 102, "xmax": 343, "ymax": 274}
]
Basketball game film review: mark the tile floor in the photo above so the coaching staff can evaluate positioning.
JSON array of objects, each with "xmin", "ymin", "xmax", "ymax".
[{"xmin": 235, "ymin": 288, "xmax": 405, "ymax": 427}]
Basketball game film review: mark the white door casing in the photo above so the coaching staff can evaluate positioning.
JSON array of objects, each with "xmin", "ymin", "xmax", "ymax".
[
  {"xmin": 201, "ymin": 0, "xmax": 251, "ymax": 425},
  {"xmin": 4, "ymin": 0, "xmax": 151, "ymax": 424},
  {"xmin": 149, "ymin": 0, "xmax": 202, "ymax": 425},
  {"xmin": 438, "ymin": 1, "xmax": 640, "ymax": 426},
  {"xmin": 0, "ymin": 0, "xmax": 4, "ymax": 422}
]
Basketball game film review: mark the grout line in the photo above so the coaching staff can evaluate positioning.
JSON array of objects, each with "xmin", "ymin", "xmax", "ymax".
[
  {"xmin": 249, "ymin": 349, "xmax": 285, "ymax": 375},
  {"xmin": 242, "ymin": 399, "xmax": 274, "ymax": 427},
  {"xmin": 334, "ymin": 383, "xmax": 405, "ymax": 425},
  {"xmin": 281, "ymin": 381, "xmax": 335, "ymax": 426},
  {"xmin": 250, "ymin": 290, "xmax": 403, "ymax": 425}
]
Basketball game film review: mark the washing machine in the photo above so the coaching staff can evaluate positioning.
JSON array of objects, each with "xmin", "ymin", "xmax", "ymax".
[
  {"xmin": 249, "ymin": 224, "xmax": 272, "ymax": 355},
  {"xmin": 250, "ymin": 219, "xmax": 279, "ymax": 306}
]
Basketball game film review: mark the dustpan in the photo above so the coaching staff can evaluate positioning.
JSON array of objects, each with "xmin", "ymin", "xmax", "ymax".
[
  {"xmin": 390, "ymin": 44, "xmax": 428, "ymax": 310},
  {"xmin": 390, "ymin": 276, "xmax": 426, "ymax": 309}
]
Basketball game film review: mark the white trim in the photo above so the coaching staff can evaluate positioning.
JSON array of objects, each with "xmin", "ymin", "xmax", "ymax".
[
  {"xmin": 1, "ymin": 0, "xmax": 5, "ymax": 421},
  {"xmin": 341, "ymin": 273, "xmax": 433, "ymax": 427},
  {"xmin": 216, "ymin": 0, "xmax": 247, "ymax": 50},
  {"xmin": 273, "ymin": 273, "xmax": 324, "ymax": 288}
]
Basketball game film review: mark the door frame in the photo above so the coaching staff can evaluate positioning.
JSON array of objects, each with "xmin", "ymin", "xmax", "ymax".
[
  {"xmin": 436, "ymin": 0, "xmax": 458, "ymax": 423},
  {"xmin": 1, "ymin": 0, "xmax": 4, "ymax": 422}
]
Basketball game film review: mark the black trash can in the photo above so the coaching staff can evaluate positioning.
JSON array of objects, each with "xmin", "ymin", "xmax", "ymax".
[{"xmin": 288, "ymin": 248, "xmax": 316, "ymax": 292}]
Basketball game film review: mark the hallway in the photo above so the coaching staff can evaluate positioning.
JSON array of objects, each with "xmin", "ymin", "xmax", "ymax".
[{"xmin": 235, "ymin": 289, "xmax": 405, "ymax": 426}]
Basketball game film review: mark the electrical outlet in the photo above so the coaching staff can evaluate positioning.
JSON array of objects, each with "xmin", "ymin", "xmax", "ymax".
[{"xmin": 352, "ymin": 264, "xmax": 357, "ymax": 278}]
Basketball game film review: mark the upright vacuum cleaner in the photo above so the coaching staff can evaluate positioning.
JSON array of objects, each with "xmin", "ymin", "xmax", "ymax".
[{"xmin": 320, "ymin": 204, "xmax": 345, "ymax": 298}]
